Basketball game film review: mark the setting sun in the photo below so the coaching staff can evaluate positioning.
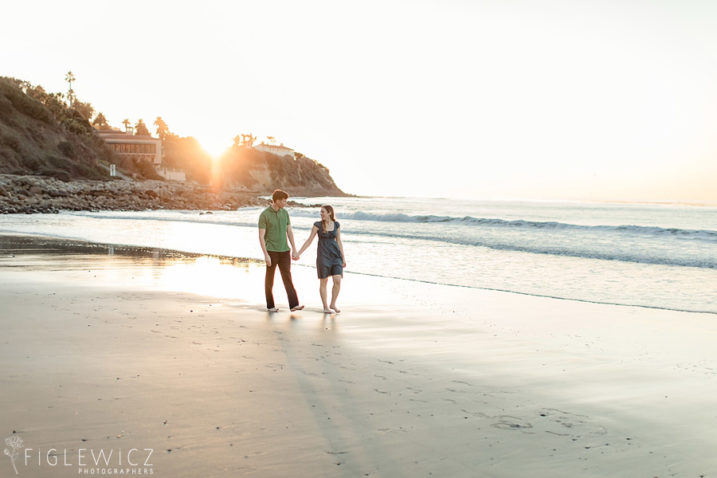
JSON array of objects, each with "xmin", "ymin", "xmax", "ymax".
[{"xmin": 199, "ymin": 137, "xmax": 229, "ymax": 160}]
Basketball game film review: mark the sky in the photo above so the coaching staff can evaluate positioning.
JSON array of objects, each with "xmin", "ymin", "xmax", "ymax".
[{"xmin": 2, "ymin": 0, "xmax": 717, "ymax": 202}]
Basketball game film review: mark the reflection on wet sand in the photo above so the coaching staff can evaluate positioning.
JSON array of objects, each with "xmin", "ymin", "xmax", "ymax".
[{"xmin": 0, "ymin": 234, "xmax": 259, "ymax": 299}]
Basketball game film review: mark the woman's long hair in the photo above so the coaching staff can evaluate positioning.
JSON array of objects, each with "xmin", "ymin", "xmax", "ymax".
[{"xmin": 321, "ymin": 205, "xmax": 335, "ymax": 233}]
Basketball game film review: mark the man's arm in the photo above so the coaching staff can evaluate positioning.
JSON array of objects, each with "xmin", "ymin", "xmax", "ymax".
[
  {"xmin": 258, "ymin": 228, "xmax": 271, "ymax": 267},
  {"xmin": 287, "ymin": 224, "xmax": 298, "ymax": 258}
]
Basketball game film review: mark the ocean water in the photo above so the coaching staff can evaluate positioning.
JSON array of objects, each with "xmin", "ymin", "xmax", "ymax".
[{"xmin": 0, "ymin": 197, "xmax": 715, "ymax": 314}]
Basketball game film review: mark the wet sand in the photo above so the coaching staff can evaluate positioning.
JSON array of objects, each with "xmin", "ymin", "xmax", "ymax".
[{"xmin": 0, "ymin": 235, "xmax": 715, "ymax": 477}]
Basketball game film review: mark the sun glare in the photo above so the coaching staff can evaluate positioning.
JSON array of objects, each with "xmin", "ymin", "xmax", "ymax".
[{"xmin": 200, "ymin": 138, "xmax": 228, "ymax": 161}]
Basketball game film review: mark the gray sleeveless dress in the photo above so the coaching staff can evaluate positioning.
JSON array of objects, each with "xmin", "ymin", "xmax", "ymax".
[{"xmin": 314, "ymin": 221, "xmax": 343, "ymax": 278}]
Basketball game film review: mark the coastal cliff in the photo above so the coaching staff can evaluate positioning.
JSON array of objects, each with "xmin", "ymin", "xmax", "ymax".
[
  {"xmin": 219, "ymin": 147, "xmax": 344, "ymax": 197},
  {"xmin": 0, "ymin": 77, "xmax": 111, "ymax": 181}
]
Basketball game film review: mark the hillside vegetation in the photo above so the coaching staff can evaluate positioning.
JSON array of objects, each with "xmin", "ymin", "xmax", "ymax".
[{"xmin": 0, "ymin": 77, "xmax": 112, "ymax": 181}]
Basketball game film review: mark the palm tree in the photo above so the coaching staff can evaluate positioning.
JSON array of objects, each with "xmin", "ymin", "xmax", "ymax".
[
  {"xmin": 92, "ymin": 112, "xmax": 110, "ymax": 130},
  {"xmin": 65, "ymin": 71, "xmax": 75, "ymax": 90},
  {"xmin": 240, "ymin": 133, "xmax": 256, "ymax": 147},
  {"xmin": 154, "ymin": 116, "xmax": 169, "ymax": 139},
  {"xmin": 65, "ymin": 71, "xmax": 76, "ymax": 106},
  {"xmin": 134, "ymin": 119, "xmax": 151, "ymax": 136}
]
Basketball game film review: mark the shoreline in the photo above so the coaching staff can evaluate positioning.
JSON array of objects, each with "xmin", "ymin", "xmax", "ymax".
[
  {"xmin": 1, "ymin": 232, "xmax": 713, "ymax": 317},
  {"xmin": 1, "ymin": 236, "xmax": 717, "ymax": 476}
]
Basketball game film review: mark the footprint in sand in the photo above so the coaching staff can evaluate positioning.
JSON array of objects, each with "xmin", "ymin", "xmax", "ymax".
[
  {"xmin": 445, "ymin": 387, "xmax": 469, "ymax": 394},
  {"xmin": 537, "ymin": 408, "xmax": 608, "ymax": 439},
  {"xmin": 492, "ymin": 415, "xmax": 534, "ymax": 431}
]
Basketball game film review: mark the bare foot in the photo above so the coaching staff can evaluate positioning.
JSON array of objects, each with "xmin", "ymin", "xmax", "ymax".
[
  {"xmin": 290, "ymin": 305, "xmax": 304, "ymax": 312},
  {"xmin": 323, "ymin": 309, "xmax": 334, "ymax": 314},
  {"xmin": 330, "ymin": 306, "xmax": 341, "ymax": 313},
  {"xmin": 267, "ymin": 307, "xmax": 279, "ymax": 312}
]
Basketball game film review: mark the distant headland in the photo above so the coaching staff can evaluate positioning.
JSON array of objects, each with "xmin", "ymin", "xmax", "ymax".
[{"xmin": 0, "ymin": 74, "xmax": 346, "ymax": 213}]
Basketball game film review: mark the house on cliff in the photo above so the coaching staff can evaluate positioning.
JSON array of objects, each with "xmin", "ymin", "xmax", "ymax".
[
  {"xmin": 96, "ymin": 130, "xmax": 162, "ymax": 165},
  {"xmin": 95, "ymin": 129, "xmax": 186, "ymax": 181},
  {"xmin": 254, "ymin": 142, "xmax": 296, "ymax": 160}
]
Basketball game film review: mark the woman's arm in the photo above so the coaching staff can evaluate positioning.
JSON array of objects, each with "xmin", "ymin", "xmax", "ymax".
[
  {"xmin": 297, "ymin": 226, "xmax": 319, "ymax": 257},
  {"xmin": 336, "ymin": 227, "xmax": 346, "ymax": 267}
]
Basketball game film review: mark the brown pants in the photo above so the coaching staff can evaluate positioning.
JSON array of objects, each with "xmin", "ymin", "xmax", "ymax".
[{"xmin": 265, "ymin": 250, "xmax": 299, "ymax": 309}]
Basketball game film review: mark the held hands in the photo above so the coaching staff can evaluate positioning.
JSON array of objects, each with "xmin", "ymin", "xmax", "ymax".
[{"xmin": 292, "ymin": 249, "xmax": 300, "ymax": 261}]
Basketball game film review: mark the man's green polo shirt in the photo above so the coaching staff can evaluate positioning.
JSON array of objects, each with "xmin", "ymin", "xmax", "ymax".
[{"xmin": 258, "ymin": 206, "xmax": 290, "ymax": 252}]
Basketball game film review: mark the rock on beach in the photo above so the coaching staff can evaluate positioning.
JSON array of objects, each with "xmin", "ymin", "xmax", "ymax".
[{"xmin": 0, "ymin": 175, "xmax": 267, "ymax": 213}]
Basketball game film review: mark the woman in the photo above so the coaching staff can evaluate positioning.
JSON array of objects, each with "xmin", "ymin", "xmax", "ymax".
[{"xmin": 296, "ymin": 205, "xmax": 346, "ymax": 313}]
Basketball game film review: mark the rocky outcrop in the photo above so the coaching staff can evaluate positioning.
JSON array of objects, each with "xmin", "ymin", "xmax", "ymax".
[
  {"xmin": 0, "ymin": 175, "xmax": 267, "ymax": 214},
  {"xmin": 219, "ymin": 148, "xmax": 346, "ymax": 197}
]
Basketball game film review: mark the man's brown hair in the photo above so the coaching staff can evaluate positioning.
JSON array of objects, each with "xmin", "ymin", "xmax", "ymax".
[{"xmin": 272, "ymin": 189, "xmax": 289, "ymax": 201}]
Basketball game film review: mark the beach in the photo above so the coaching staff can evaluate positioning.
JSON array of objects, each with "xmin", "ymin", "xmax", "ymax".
[
  {"xmin": 4, "ymin": 0, "xmax": 717, "ymax": 475},
  {"xmin": 1, "ymin": 235, "xmax": 715, "ymax": 477}
]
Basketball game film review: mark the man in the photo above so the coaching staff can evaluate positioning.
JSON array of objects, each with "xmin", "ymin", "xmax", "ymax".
[{"xmin": 258, "ymin": 189, "xmax": 304, "ymax": 312}]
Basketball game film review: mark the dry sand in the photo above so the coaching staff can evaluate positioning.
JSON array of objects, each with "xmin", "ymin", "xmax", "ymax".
[{"xmin": 0, "ymin": 237, "xmax": 715, "ymax": 477}]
